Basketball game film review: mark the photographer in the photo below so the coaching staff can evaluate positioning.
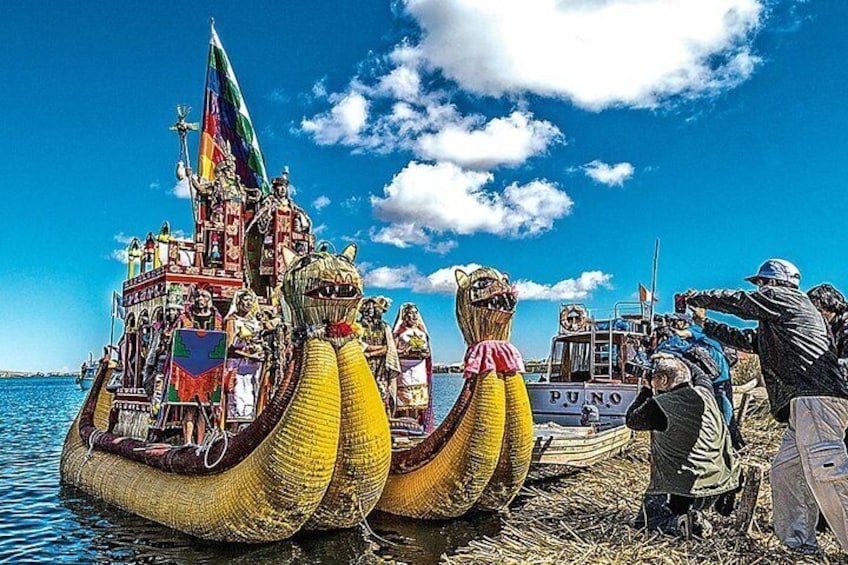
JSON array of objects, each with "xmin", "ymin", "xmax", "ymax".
[
  {"xmin": 627, "ymin": 355, "xmax": 740, "ymax": 538},
  {"xmin": 683, "ymin": 259, "xmax": 848, "ymax": 554},
  {"xmin": 662, "ymin": 313, "xmax": 745, "ymax": 450}
]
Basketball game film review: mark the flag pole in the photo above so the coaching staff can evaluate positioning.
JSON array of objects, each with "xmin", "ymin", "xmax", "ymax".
[
  {"xmin": 109, "ymin": 291, "xmax": 118, "ymax": 353},
  {"xmin": 649, "ymin": 239, "xmax": 660, "ymax": 327}
]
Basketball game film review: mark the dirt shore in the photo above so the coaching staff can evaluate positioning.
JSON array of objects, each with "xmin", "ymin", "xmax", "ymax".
[{"xmin": 443, "ymin": 391, "xmax": 846, "ymax": 564}]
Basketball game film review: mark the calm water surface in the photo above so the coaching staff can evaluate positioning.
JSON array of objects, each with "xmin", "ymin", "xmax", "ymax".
[{"xmin": 0, "ymin": 375, "xmax": 522, "ymax": 564}]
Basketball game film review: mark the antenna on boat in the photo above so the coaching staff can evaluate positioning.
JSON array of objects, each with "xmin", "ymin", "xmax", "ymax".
[
  {"xmin": 648, "ymin": 238, "xmax": 660, "ymax": 328},
  {"xmin": 170, "ymin": 105, "xmax": 200, "ymax": 223}
]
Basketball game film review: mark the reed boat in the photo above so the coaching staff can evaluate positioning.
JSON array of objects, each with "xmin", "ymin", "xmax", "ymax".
[
  {"xmin": 60, "ymin": 243, "xmax": 392, "ymax": 542},
  {"xmin": 60, "ymin": 24, "xmax": 392, "ymax": 542},
  {"xmin": 377, "ymin": 266, "xmax": 534, "ymax": 519}
]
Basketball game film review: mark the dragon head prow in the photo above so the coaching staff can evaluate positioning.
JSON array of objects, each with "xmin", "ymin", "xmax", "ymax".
[
  {"xmin": 281, "ymin": 243, "xmax": 363, "ymax": 330},
  {"xmin": 455, "ymin": 266, "xmax": 517, "ymax": 345}
]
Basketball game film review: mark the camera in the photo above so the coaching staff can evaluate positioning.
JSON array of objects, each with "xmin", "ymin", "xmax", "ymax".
[{"xmin": 674, "ymin": 293, "xmax": 688, "ymax": 314}]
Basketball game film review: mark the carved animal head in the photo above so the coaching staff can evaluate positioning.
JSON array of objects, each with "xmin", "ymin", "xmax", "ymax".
[
  {"xmin": 281, "ymin": 243, "xmax": 363, "ymax": 327},
  {"xmin": 455, "ymin": 266, "xmax": 517, "ymax": 344}
]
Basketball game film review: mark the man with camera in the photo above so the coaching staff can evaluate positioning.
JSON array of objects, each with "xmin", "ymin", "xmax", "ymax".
[
  {"xmin": 660, "ymin": 312, "xmax": 745, "ymax": 450},
  {"xmin": 682, "ymin": 259, "xmax": 848, "ymax": 554},
  {"xmin": 626, "ymin": 355, "xmax": 740, "ymax": 538}
]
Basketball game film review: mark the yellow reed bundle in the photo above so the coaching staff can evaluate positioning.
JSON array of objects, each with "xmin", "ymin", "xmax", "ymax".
[
  {"xmin": 92, "ymin": 373, "xmax": 114, "ymax": 431},
  {"xmin": 59, "ymin": 338, "xmax": 341, "ymax": 542},
  {"xmin": 377, "ymin": 370, "xmax": 505, "ymax": 519},
  {"xmin": 475, "ymin": 372, "xmax": 534, "ymax": 511},
  {"xmin": 304, "ymin": 338, "xmax": 392, "ymax": 529}
]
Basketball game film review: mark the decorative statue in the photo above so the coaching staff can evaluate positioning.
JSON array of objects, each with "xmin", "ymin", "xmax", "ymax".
[
  {"xmin": 192, "ymin": 145, "xmax": 256, "ymax": 223},
  {"xmin": 143, "ymin": 285, "xmax": 187, "ymax": 400},
  {"xmin": 182, "ymin": 285, "xmax": 223, "ymax": 331},
  {"xmin": 392, "ymin": 303, "xmax": 434, "ymax": 432},
  {"xmin": 179, "ymin": 285, "xmax": 222, "ymax": 444},
  {"xmin": 208, "ymin": 232, "xmax": 223, "ymax": 266},
  {"xmin": 359, "ymin": 297, "xmax": 401, "ymax": 413},
  {"xmin": 560, "ymin": 304, "xmax": 590, "ymax": 333},
  {"xmin": 223, "ymin": 289, "xmax": 265, "ymax": 426}
]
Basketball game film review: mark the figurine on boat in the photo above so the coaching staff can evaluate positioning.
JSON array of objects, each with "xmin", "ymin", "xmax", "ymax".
[
  {"xmin": 392, "ymin": 303, "xmax": 434, "ymax": 433},
  {"xmin": 359, "ymin": 296, "xmax": 401, "ymax": 413}
]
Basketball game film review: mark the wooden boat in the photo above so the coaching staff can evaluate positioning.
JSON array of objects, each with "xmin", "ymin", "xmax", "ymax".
[
  {"xmin": 526, "ymin": 302, "xmax": 648, "ymax": 475},
  {"xmin": 75, "ymin": 352, "xmax": 97, "ymax": 391},
  {"xmin": 377, "ymin": 266, "xmax": 534, "ymax": 519}
]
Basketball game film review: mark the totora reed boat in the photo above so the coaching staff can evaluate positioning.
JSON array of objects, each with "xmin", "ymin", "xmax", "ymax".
[
  {"xmin": 59, "ymin": 24, "xmax": 391, "ymax": 543},
  {"xmin": 61, "ymin": 22, "xmax": 534, "ymax": 542},
  {"xmin": 377, "ymin": 266, "xmax": 534, "ymax": 519}
]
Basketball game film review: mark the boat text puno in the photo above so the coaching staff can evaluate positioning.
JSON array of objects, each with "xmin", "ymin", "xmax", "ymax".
[{"xmin": 526, "ymin": 301, "xmax": 655, "ymax": 468}]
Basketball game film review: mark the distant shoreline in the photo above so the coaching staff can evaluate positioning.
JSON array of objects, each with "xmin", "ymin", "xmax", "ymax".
[{"xmin": 0, "ymin": 372, "xmax": 76, "ymax": 379}]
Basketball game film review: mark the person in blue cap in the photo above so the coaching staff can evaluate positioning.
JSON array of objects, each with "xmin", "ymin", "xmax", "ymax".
[{"xmin": 683, "ymin": 259, "xmax": 848, "ymax": 554}]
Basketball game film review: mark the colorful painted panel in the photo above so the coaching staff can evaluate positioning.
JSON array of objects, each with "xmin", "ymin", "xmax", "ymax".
[{"xmin": 166, "ymin": 329, "xmax": 226, "ymax": 405}]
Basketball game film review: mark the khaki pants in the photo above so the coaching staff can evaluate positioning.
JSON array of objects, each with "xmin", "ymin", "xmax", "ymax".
[{"xmin": 770, "ymin": 396, "xmax": 848, "ymax": 551}]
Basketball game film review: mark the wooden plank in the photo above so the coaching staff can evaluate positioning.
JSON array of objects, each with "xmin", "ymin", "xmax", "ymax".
[
  {"xmin": 734, "ymin": 463, "xmax": 763, "ymax": 534},
  {"xmin": 531, "ymin": 426, "xmax": 632, "ymax": 467}
]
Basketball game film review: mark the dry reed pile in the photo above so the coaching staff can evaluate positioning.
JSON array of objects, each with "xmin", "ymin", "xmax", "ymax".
[{"xmin": 441, "ymin": 391, "xmax": 846, "ymax": 565}]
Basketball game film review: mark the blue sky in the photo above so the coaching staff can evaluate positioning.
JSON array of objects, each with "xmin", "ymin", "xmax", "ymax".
[{"xmin": 1, "ymin": 0, "xmax": 844, "ymax": 371}]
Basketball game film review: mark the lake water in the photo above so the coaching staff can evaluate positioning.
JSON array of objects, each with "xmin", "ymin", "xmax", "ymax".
[{"xmin": 0, "ymin": 374, "xmax": 535, "ymax": 564}]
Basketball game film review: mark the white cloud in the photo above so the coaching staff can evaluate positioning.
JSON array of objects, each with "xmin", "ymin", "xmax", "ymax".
[
  {"xmin": 149, "ymin": 181, "xmax": 160, "ymax": 191},
  {"xmin": 369, "ymin": 223, "xmax": 431, "ymax": 249},
  {"xmin": 583, "ymin": 160, "xmax": 635, "ymax": 187},
  {"xmin": 312, "ymin": 78, "xmax": 328, "ymax": 98},
  {"xmin": 173, "ymin": 178, "xmax": 191, "ymax": 199},
  {"xmin": 364, "ymin": 263, "xmax": 611, "ymax": 300},
  {"xmin": 301, "ymin": 91, "xmax": 369, "ymax": 145},
  {"xmin": 370, "ymin": 161, "xmax": 572, "ymax": 248},
  {"xmin": 369, "ymin": 223, "xmax": 457, "ymax": 254},
  {"xmin": 313, "ymin": 195, "xmax": 331, "ymax": 210},
  {"xmin": 416, "ymin": 111, "xmax": 562, "ymax": 170},
  {"xmin": 364, "ymin": 263, "xmax": 481, "ymax": 294},
  {"xmin": 515, "ymin": 271, "xmax": 613, "ymax": 301},
  {"xmin": 110, "ymin": 248, "xmax": 129, "ymax": 264},
  {"xmin": 341, "ymin": 196, "xmax": 362, "ymax": 213},
  {"xmin": 405, "ymin": 0, "xmax": 763, "ymax": 110},
  {"xmin": 376, "ymin": 65, "xmax": 422, "ymax": 101}
]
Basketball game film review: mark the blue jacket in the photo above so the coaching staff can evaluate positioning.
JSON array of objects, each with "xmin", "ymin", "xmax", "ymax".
[{"xmin": 687, "ymin": 324, "xmax": 731, "ymax": 384}]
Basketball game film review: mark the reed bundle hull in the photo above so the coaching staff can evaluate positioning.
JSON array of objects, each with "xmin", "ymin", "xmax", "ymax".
[
  {"xmin": 304, "ymin": 339, "xmax": 391, "ymax": 529},
  {"xmin": 377, "ymin": 371, "xmax": 506, "ymax": 519},
  {"xmin": 475, "ymin": 371, "xmax": 534, "ymax": 510},
  {"xmin": 60, "ymin": 338, "xmax": 342, "ymax": 543}
]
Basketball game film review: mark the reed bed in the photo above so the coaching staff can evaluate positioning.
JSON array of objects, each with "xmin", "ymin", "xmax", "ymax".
[{"xmin": 441, "ymin": 391, "xmax": 846, "ymax": 564}]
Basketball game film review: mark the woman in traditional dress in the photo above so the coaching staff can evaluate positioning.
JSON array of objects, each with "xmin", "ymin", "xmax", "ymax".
[
  {"xmin": 223, "ymin": 289, "xmax": 265, "ymax": 430},
  {"xmin": 359, "ymin": 297, "xmax": 400, "ymax": 415},
  {"xmin": 392, "ymin": 303, "xmax": 434, "ymax": 432}
]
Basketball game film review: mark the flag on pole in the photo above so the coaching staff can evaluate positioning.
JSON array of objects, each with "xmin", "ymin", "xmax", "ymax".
[
  {"xmin": 638, "ymin": 283, "xmax": 657, "ymax": 303},
  {"xmin": 111, "ymin": 291, "xmax": 125, "ymax": 319},
  {"xmin": 198, "ymin": 23, "xmax": 270, "ymax": 194}
]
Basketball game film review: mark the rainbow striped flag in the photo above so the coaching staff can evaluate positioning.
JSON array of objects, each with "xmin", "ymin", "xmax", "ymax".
[{"xmin": 198, "ymin": 25, "xmax": 269, "ymax": 194}]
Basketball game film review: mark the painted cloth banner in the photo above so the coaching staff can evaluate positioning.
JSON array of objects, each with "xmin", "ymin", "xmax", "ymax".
[
  {"xmin": 198, "ymin": 25, "xmax": 269, "ymax": 194},
  {"xmin": 166, "ymin": 329, "xmax": 226, "ymax": 405}
]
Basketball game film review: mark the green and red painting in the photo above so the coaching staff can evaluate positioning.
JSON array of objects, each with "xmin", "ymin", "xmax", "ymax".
[{"xmin": 166, "ymin": 329, "xmax": 226, "ymax": 405}]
